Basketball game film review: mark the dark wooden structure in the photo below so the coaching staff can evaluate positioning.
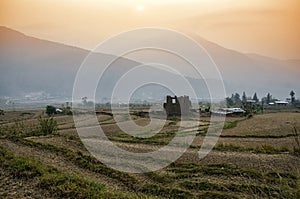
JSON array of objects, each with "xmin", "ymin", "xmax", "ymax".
[{"xmin": 163, "ymin": 95, "xmax": 191, "ymax": 116}]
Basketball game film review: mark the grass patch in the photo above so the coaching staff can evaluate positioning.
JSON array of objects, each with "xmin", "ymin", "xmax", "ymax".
[
  {"xmin": 39, "ymin": 172, "xmax": 106, "ymax": 198},
  {"xmin": 0, "ymin": 146, "xmax": 103, "ymax": 198},
  {"xmin": 0, "ymin": 147, "xmax": 45, "ymax": 179},
  {"xmin": 144, "ymin": 171, "xmax": 174, "ymax": 184},
  {"xmin": 10, "ymin": 137, "xmax": 138, "ymax": 189},
  {"xmin": 198, "ymin": 191, "xmax": 239, "ymax": 199},
  {"xmin": 0, "ymin": 117, "xmax": 59, "ymax": 138},
  {"xmin": 168, "ymin": 162, "xmax": 263, "ymax": 181},
  {"xmin": 141, "ymin": 184, "xmax": 193, "ymax": 199},
  {"xmin": 108, "ymin": 131, "xmax": 176, "ymax": 145},
  {"xmin": 0, "ymin": 145, "xmax": 155, "ymax": 199},
  {"xmin": 223, "ymin": 120, "xmax": 239, "ymax": 129},
  {"xmin": 220, "ymin": 133, "xmax": 296, "ymax": 138},
  {"xmin": 294, "ymin": 148, "xmax": 300, "ymax": 156},
  {"xmin": 168, "ymin": 162, "xmax": 298, "ymax": 182},
  {"xmin": 215, "ymin": 143, "xmax": 289, "ymax": 154},
  {"xmin": 168, "ymin": 162, "xmax": 299, "ymax": 198},
  {"xmin": 180, "ymin": 180, "xmax": 282, "ymax": 198},
  {"xmin": 0, "ymin": 120, "xmax": 36, "ymax": 138}
]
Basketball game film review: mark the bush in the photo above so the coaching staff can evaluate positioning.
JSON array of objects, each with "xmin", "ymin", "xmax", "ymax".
[
  {"xmin": 62, "ymin": 107, "xmax": 72, "ymax": 115},
  {"xmin": 38, "ymin": 116, "xmax": 58, "ymax": 135},
  {"xmin": 0, "ymin": 109, "xmax": 4, "ymax": 115},
  {"xmin": 46, "ymin": 105, "xmax": 56, "ymax": 116}
]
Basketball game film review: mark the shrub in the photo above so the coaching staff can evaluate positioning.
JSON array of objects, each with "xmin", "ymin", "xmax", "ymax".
[
  {"xmin": 38, "ymin": 116, "xmax": 58, "ymax": 135},
  {"xmin": 46, "ymin": 105, "xmax": 56, "ymax": 116}
]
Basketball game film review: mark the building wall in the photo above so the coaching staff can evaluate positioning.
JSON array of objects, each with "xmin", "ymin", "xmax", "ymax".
[{"xmin": 163, "ymin": 95, "xmax": 191, "ymax": 116}]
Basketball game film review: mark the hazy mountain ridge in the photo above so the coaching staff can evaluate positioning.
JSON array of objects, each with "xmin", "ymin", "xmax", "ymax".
[{"xmin": 0, "ymin": 26, "xmax": 299, "ymax": 101}]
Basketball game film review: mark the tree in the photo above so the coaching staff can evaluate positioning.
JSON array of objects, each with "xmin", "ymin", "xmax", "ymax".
[
  {"xmin": 253, "ymin": 93, "xmax": 259, "ymax": 102},
  {"xmin": 233, "ymin": 93, "xmax": 241, "ymax": 105},
  {"xmin": 242, "ymin": 92, "xmax": 247, "ymax": 103},
  {"xmin": 266, "ymin": 93, "xmax": 272, "ymax": 104},
  {"xmin": 290, "ymin": 90, "xmax": 295, "ymax": 103},
  {"xmin": 46, "ymin": 105, "xmax": 56, "ymax": 116},
  {"xmin": 226, "ymin": 97, "xmax": 234, "ymax": 107}
]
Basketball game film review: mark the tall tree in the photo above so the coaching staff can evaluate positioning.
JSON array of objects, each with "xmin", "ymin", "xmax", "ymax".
[
  {"xmin": 242, "ymin": 92, "xmax": 247, "ymax": 103},
  {"xmin": 290, "ymin": 90, "xmax": 295, "ymax": 103},
  {"xmin": 266, "ymin": 93, "xmax": 272, "ymax": 104},
  {"xmin": 234, "ymin": 93, "xmax": 241, "ymax": 105},
  {"xmin": 226, "ymin": 97, "xmax": 234, "ymax": 107},
  {"xmin": 253, "ymin": 93, "xmax": 259, "ymax": 102}
]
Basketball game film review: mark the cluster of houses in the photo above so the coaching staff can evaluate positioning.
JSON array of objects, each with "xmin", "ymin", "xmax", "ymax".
[
  {"xmin": 268, "ymin": 100, "xmax": 289, "ymax": 106},
  {"xmin": 211, "ymin": 108, "xmax": 245, "ymax": 116},
  {"xmin": 163, "ymin": 95, "xmax": 291, "ymax": 117}
]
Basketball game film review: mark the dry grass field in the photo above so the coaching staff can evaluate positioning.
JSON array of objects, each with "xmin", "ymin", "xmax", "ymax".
[{"xmin": 0, "ymin": 109, "xmax": 299, "ymax": 198}]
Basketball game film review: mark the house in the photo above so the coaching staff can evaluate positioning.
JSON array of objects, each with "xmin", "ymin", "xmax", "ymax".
[
  {"xmin": 211, "ymin": 108, "xmax": 246, "ymax": 116},
  {"xmin": 274, "ymin": 101, "xmax": 289, "ymax": 106},
  {"xmin": 163, "ymin": 95, "xmax": 191, "ymax": 116},
  {"xmin": 55, "ymin": 108, "xmax": 63, "ymax": 114}
]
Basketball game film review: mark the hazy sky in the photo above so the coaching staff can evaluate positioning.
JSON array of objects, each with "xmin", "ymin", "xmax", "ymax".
[{"xmin": 1, "ymin": 0, "xmax": 299, "ymax": 59}]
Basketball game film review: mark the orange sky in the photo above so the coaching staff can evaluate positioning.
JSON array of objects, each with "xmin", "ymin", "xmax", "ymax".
[{"xmin": 0, "ymin": 0, "xmax": 299, "ymax": 59}]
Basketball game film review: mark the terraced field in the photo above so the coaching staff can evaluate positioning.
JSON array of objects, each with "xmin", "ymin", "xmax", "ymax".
[{"xmin": 0, "ymin": 110, "xmax": 299, "ymax": 198}]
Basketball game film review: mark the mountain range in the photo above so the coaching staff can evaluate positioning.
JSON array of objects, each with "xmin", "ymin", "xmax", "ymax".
[{"xmin": 0, "ymin": 26, "xmax": 299, "ymax": 102}]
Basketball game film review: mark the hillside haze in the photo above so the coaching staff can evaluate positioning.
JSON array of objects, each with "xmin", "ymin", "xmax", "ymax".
[{"xmin": 0, "ymin": 26, "xmax": 299, "ymax": 102}]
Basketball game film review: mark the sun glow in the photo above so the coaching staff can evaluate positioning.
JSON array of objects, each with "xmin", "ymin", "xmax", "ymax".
[
  {"xmin": 136, "ymin": 5, "xmax": 144, "ymax": 12},
  {"xmin": 1, "ymin": 0, "xmax": 299, "ymax": 59}
]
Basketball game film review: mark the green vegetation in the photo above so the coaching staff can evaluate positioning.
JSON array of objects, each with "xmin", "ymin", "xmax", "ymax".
[
  {"xmin": 215, "ymin": 143, "xmax": 289, "ymax": 154},
  {"xmin": 0, "ymin": 120, "xmax": 35, "ymax": 138},
  {"xmin": 46, "ymin": 105, "xmax": 56, "ymax": 116},
  {"xmin": 39, "ymin": 173, "xmax": 106, "ymax": 198},
  {"xmin": 37, "ymin": 116, "xmax": 58, "ymax": 135},
  {"xmin": 144, "ymin": 171, "xmax": 173, "ymax": 184},
  {"xmin": 11, "ymin": 137, "xmax": 138, "ymax": 189},
  {"xmin": 0, "ymin": 146, "xmax": 105, "ymax": 198},
  {"xmin": 0, "ymin": 117, "xmax": 58, "ymax": 138},
  {"xmin": 292, "ymin": 125, "xmax": 300, "ymax": 156},
  {"xmin": 168, "ymin": 162, "xmax": 299, "ymax": 198},
  {"xmin": 108, "ymin": 130, "xmax": 176, "ymax": 145},
  {"xmin": 0, "ymin": 145, "xmax": 155, "ymax": 199},
  {"xmin": 46, "ymin": 105, "xmax": 72, "ymax": 116},
  {"xmin": 223, "ymin": 120, "xmax": 239, "ymax": 129},
  {"xmin": 141, "ymin": 184, "xmax": 193, "ymax": 199},
  {"xmin": 220, "ymin": 133, "xmax": 297, "ymax": 139},
  {"xmin": 180, "ymin": 180, "xmax": 279, "ymax": 198}
]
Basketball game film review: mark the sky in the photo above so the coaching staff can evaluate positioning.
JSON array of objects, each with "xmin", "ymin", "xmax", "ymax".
[{"xmin": 0, "ymin": 0, "xmax": 300, "ymax": 59}]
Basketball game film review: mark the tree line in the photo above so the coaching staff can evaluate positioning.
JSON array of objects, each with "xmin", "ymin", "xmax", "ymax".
[{"xmin": 226, "ymin": 90, "xmax": 297, "ymax": 107}]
